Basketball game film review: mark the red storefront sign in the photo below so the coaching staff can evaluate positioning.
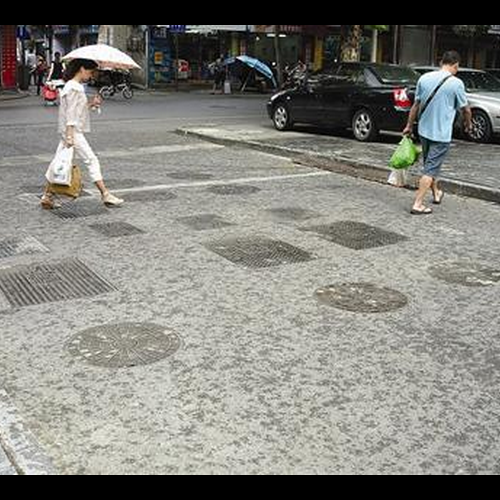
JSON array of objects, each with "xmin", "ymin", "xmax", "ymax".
[{"xmin": 1, "ymin": 25, "xmax": 17, "ymax": 89}]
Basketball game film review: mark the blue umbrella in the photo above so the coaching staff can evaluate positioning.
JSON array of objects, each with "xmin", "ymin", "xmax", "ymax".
[{"xmin": 225, "ymin": 56, "xmax": 277, "ymax": 89}]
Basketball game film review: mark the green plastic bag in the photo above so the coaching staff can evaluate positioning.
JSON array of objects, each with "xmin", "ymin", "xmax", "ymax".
[{"xmin": 389, "ymin": 137, "xmax": 420, "ymax": 170}]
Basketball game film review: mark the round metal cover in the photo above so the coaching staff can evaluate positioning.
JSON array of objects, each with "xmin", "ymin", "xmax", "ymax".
[
  {"xmin": 429, "ymin": 262, "xmax": 500, "ymax": 287},
  {"xmin": 315, "ymin": 283, "xmax": 408, "ymax": 313},
  {"xmin": 68, "ymin": 323, "xmax": 181, "ymax": 368}
]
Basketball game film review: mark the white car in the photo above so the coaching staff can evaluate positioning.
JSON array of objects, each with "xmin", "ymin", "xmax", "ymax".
[{"xmin": 413, "ymin": 66, "xmax": 500, "ymax": 143}]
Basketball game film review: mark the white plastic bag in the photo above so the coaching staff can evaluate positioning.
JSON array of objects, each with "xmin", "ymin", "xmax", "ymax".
[
  {"xmin": 388, "ymin": 168, "xmax": 410, "ymax": 188},
  {"xmin": 46, "ymin": 146, "xmax": 74, "ymax": 186}
]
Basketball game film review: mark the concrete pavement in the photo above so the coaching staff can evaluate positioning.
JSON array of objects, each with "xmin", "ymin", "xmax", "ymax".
[{"xmin": 1, "ymin": 94, "xmax": 500, "ymax": 474}]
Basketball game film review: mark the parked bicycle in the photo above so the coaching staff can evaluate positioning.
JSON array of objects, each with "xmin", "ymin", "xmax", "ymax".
[{"xmin": 97, "ymin": 70, "xmax": 134, "ymax": 100}]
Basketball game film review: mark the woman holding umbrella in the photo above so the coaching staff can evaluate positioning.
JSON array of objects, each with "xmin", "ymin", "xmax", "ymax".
[{"xmin": 41, "ymin": 58, "xmax": 124, "ymax": 209}]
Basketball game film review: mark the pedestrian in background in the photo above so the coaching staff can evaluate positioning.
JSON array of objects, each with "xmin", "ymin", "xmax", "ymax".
[
  {"xmin": 210, "ymin": 57, "xmax": 226, "ymax": 95},
  {"xmin": 47, "ymin": 52, "xmax": 65, "ymax": 81},
  {"xmin": 35, "ymin": 56, "xmax": 48, "ymax": 96}
]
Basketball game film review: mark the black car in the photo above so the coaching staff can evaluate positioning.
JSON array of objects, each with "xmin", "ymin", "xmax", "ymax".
[
  {"xmin": 267, "ymin": 63, "xmax": 419, "ymax": 142},
  {"xmin": 486, "ymin": 68, "xmax": 500, "ymax": 81}
]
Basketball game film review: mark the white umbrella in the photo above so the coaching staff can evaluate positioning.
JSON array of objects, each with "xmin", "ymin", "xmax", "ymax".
[{"xmin": 62, "ymin": 44, "xmax": 141, "ymax": 70}]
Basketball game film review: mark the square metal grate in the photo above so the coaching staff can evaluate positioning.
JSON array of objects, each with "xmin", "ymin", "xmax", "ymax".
[
  {"xmin": 205, "ymin": 237, "xmax": 314, "ymax": 269},
  {"xmin": 0, "ymin": 259, "xmax": 116, "ymax": 308},
  {"xmin": 52, "ymin": 202, "xmax": 110, "ymax": 220},
  {"xmin": 301, "ymin": 221, "xmax": 408, "ymax": 250},
  {"xmin": 0, "ymin": 236, "xmax": 49, "ymax": 260}
]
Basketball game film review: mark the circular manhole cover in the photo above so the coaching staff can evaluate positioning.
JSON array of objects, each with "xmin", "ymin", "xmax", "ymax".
[
  {"xmin": 315, "ymin": 283, "xmax": 408, "ymax": 313},
  {"xmin": 208, "ymin": 185, "xmax": 261, "ymax": 196},
  {"xmin": 68, "ymin": 323, "xmax": 181, "ymax": 368},
  {"xmin": 429, "ymin": 262, "xmax": 500, "ymax": 287}
]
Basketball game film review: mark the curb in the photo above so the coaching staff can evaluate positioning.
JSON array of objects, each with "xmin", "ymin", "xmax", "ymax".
[
  {"xmin": 178, "ymin": 128, "xmax": 500, "ymax": 205},
  {"xmin": 0, "ymin": 390, "xmax": 57, "ymax": 475},
  {"xmin": 0, "ymin": 92, "xmax": 30, "ymax": 102}
]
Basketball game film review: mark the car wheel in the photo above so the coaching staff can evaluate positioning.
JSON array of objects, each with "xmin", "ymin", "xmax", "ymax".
[
  {"xmin": 468, "ymin": 109, "xmax": 493, "ymax": 143},
  {"xmin": 352, "ymin": 109, "xmax": 379, "ymax": 142},
  {"xmin": 273, "ymin": 104, "xmax": 292, "ymax": 131}
]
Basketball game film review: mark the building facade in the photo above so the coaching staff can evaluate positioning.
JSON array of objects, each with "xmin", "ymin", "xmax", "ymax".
[{"xmin": 0, "ymin": 25, "xmax": 17, "ymax": 89}]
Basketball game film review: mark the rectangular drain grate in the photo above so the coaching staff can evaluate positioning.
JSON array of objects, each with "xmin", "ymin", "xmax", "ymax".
[
  {"xmin": 205, "ymin": 237, "xmax": 314, "ymax": 269},
  {"xmin": 52, "ymin": 203, "xmax": 110, "ymax": 220},
  {"xmin": 177, "ymin": 214, "xmax": 234, "ymax": 231},
  {"xmin": 0, "ymin": 236, "xmax": 49, "ymax": 260},
  {"xmin": 301, "ymin": 221, "xmax": 408, "ymax": 250},
  {"xmin": 0, "ymin": 259, "xmax": 116, "ymax": 308},
  {"xmin": 89, "ymin": 222, "xmax": 145, "ymax": 238}
]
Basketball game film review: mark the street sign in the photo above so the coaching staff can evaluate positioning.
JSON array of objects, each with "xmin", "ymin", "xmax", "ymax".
[
  {"xmin": 16, "ymin": 25, "xmax": 30, "ymax": 40},
  {"xmin": 168, "ymin": 25, "xmax": 186, "ymax": 34}
]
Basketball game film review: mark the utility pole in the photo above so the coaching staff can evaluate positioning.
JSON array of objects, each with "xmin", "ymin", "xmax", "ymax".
[
  {"xmin": 371, "ymin": 28, "xmax": 379, "ymax": 63},
  {"xmin": 274, "ymin": 24, "xmax": 283, "ymax": 87},
  {"xmin": 174, "ymin": 31, "xmax": 179, "ymax": 92},
  {"xmin": 430, "ymin": 25, "xmax": 438, "ymax": 65},
  {"xmin": 392, "ymin": 25, "xmax": 400, "ymax": 64}
]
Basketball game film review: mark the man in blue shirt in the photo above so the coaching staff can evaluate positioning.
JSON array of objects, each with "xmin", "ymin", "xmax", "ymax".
[{"xmin": 404, "ymin": 51, "xmax": 472, "ymax": 215}]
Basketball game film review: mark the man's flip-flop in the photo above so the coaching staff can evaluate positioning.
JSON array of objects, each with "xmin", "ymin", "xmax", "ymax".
[
  {"xmin": 433, "ymin": 191, "xmax": 445, "ymax": 205},
  {"xmin": 411, "ymin": 207, "xmax": 433, "ymax": 216}
]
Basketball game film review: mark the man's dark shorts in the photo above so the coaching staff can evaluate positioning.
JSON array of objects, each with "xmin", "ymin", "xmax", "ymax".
[{"xmin": 421, "ymin": 137, "xmax": 451, "ymax": 179}]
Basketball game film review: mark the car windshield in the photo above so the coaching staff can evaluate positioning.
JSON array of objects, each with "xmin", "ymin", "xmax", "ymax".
[
  {"xmin": 370, "ymin": 66, "xmax": 419, "ymax": 85},
  {"xmin": 459, "ymin": 72, "xmax": 500, "ymax": 92}
]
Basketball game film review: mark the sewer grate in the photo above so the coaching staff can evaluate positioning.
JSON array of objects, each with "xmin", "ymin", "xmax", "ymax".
[
  {"xmin": 0, "ymin": 259, "xmax": 116, "ymax": 308},
  {"xmin": 315, "ymin": 283, "xmax": 409, "ymax": 313},
  {"xmin": 0, "ymin": 236, "xmax": 49, "ymax": 260},
  {"xmin": 205, "ymin": 236, "xmax": 314, "ymax": 269},
  {"xmin": 302, "ymin": 221, "xmax": 408, "ymax": 250},
  {"xmin": 429, "ymin": 262, "xmax": 500, "ymax": 287},
  {"xmin": 67, "ymin": 323, "xmax": 181, "ymax": 368},
  {"xmin": 51, "ymin": 202, "xmax": 110, "ymax": 220}
]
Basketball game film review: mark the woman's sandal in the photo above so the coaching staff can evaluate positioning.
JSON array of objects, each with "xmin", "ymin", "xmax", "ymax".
[
  {"xmin": 433, "ymin": 190, "xmax": 445, "ymax": 205},
  {"xmin": 41, "ymin": 195, "xmax": 61, "ymax": 210},
  {"xmin": 411, "ymin": 207, "xmax": 433, "ymax": 216}
]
